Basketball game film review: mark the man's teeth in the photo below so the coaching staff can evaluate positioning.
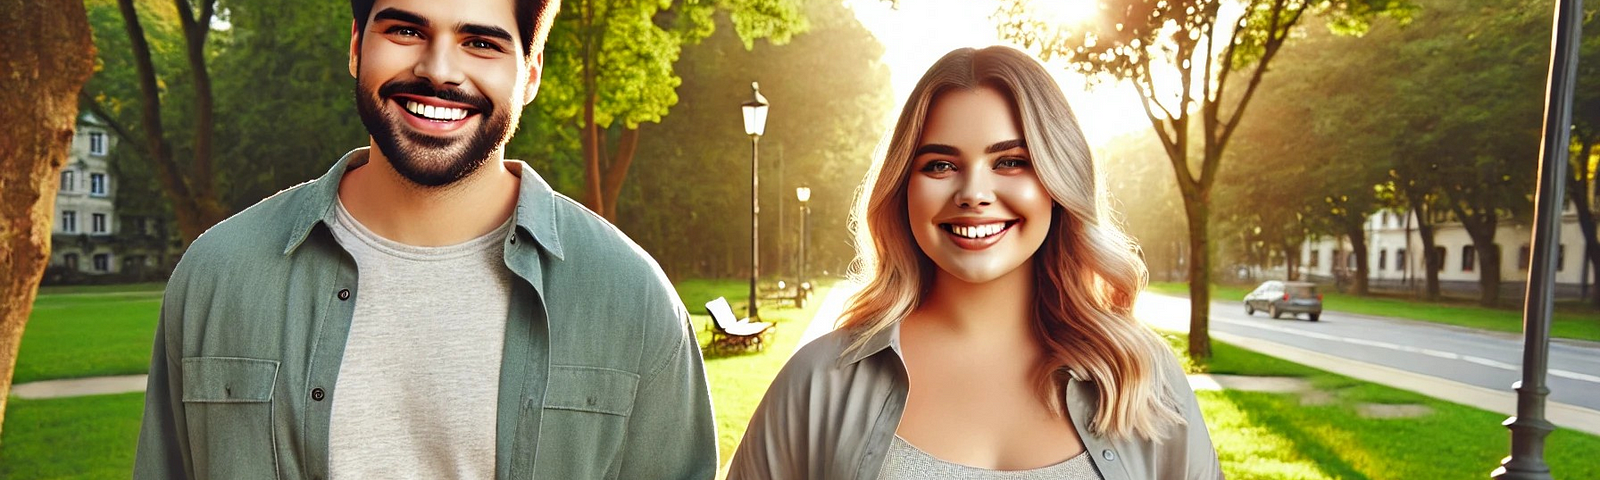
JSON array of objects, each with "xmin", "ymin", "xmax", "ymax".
[
  {"xmin": 949, "ymin": 222, "xmax": 1006, "ymax": 239},
  {"xmin": 405, "ymin": 100, "xmax": 469, "ymax": 121}
]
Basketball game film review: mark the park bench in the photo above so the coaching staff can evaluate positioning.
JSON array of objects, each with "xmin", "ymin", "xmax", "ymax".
[{"xmin": 704, "ymin": 296, "xmax": 775, "ymax": 354}]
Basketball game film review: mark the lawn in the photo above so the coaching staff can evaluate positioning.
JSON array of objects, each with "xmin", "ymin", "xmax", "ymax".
[
  {"xmin": 1159, "ymin": 332, "xmax": 1600, "ymax": 479},
  {"xmin": 13, "ymin": 290, "xmax": 163, "ymax": 384},
  {"xmin": 672, "ymin": 278, "xmax": 833, "ymax": 461},
  {"xmin": 1, "ymin": 278, "xmax": 832, "ymax": 478},
  {"xmin": 0, "ymin": 392, "xmax": 144, "ymax": 479},
  {"xmin": 1148, "ymin": 281, "xmax": 1600, "ymax": 342}
]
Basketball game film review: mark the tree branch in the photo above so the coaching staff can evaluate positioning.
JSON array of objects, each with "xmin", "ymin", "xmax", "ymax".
[{"xmin": 78, "ymin": 91, "xmax": 150, "ymax": 161}]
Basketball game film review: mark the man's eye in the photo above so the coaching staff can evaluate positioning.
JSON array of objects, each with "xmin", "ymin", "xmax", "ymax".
[
  {"xmin": 387, "ymin": 26, "xmax": 422, "ymax": 37},
  {"xmin": 467, "ymin": 40, "xmax": 502, "ymax": 51},
  {"xmin": 920, "ymin": 161, "xmax": 955, "ymax": 174}
]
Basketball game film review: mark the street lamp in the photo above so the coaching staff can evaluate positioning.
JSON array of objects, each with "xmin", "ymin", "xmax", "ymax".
[
  {"xmin": 742, "ymin": 82, "xmax": 769, "ymax": 320},
  {"xmin": 796, "ymin": 186, "xmax": 811, "ymax": 306}
]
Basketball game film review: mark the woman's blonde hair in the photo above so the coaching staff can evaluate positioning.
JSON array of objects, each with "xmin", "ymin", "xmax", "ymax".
[{"xmin": 838, "ymin": 46, "xmax": 1183, "ymax": 441}]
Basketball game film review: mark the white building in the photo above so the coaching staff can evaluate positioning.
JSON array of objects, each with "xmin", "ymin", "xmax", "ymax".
[
  {"xmin": 1300, "ymin": 202, "xmax": 1595, "ymax": 299},
  {"xmin": 52, "ymin": 116, "xmax": 122, "ymax": 274}
]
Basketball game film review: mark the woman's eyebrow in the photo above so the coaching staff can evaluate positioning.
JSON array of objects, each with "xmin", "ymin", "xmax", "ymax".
[
  {"xmin": 985, "ymin": 139, "xmax": 1026, "ymax": 153},
  {"xmin": 914, "ymin": 144, "xmax": 960, "ymax": 156}
]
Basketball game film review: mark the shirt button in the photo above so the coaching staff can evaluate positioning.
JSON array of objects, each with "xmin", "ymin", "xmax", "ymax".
[
  {"xmin": 311, "ymin": 388, "xmax": 325, "ymax": 401},
  {"xmin": 509, "ymin": 235, "xmax": 517, "ymax": 245},
  {"xmin": 337, "ymin": 289, "xmax": 350, "ymax": 301},
  {"xmin": 1102, "ymin": 449, "xmax": 1116, "ymax": 461}
]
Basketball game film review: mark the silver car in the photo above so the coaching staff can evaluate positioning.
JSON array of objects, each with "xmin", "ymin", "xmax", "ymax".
[{"xmin": 1244, "ymin": 281, "xmax": 1323, "ymax": 321}]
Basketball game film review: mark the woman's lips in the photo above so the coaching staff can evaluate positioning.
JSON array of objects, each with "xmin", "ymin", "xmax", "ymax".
[{"xmin": 940, "ymin": 220, "xmax": 1018, "ymax": 251}]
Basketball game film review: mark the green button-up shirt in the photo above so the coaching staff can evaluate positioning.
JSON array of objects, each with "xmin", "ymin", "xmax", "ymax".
[{"xmin": 134, "ymin": 148, "xmax": 718, "ymax": 479}]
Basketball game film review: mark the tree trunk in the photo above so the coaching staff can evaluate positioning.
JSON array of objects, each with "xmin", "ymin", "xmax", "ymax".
[
  {"xmin": 1183, "ymin": 194, "xmax": 1213, "ymax": 361},
  {"xmin": 1567, "ymin": 137, "xmax": 1599, "ymax": 307},
  {"xmin": 599, "ymin": 127, "xmax": 641, "ymax": 221},
  {"xmin": 1409, "ymin": 194, "xmax": 1443, "ymax": 301},
  {"xmin": 1455, "ymin": 206, "xmax": 1502, "ymax": 307},
  {"xmin": 114, "ymin": 0, "xmax": 226, "ymax": 244},
  {"xmin": 1343, "ymin": 222, "xmax": 1371, "ymax": 296},
  {"xmin": 0, "ymin": 0, "xmax": 96, "ymax": 437},
  {"xmin": 1283, "ymin": 240, "xmax": 1299, "ymax": 281}
]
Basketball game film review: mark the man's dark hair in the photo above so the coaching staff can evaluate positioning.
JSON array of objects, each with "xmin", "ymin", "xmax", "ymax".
[{"xmin": 351, "ymin": 0, "xmax": 560, "ymax": 59}]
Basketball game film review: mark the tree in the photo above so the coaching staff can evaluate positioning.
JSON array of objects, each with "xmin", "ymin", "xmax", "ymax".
[
  {"xmin": 617, "ymin": 0, "xmax": 892, "ymax": 279},
  {"xmin": 84, "ymin": 0, "xmax": 228, "ymax": 245},
  {"xmin": 1569, "ymin": 9, "xmax": 1599, "ymax": 306},
  {"xmin": 0, "ymin": 0, "xmax": 96, "ymax": 437},
  {"xmin": 538, "ymin": 0, "xmax": 806, "ymax": 220},
  {"xmin": 996, "ymin": 0, "xmax": 1410, "ymax": 359}
]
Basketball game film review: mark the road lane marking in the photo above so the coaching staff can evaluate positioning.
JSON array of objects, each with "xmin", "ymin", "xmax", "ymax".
[{"xmin": 1213, "ymin": 316, "xmax": 1599, "ymax": 385}]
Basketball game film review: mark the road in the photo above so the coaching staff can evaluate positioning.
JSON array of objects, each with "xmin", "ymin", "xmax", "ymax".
[{"xmin": 1136, "ymin": 293, "xmax": 1600, "ymax": 412}]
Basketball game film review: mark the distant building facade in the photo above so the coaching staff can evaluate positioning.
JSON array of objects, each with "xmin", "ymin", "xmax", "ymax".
[
  {"xmin": 47, "ymin": 115, "xmax": 176, "ymax": 283},
  {"xmin": 1300, "ymin": 203, "xmax": 1595, "ymax": 299}
]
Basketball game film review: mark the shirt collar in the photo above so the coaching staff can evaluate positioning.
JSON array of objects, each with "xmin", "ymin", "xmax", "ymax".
[
  {"xmin": 282, "ymin": 147, "xmax": 566, "ymax": 260},
  {"xmin": 839, "ymin": 320, "xmax": 903, "ymax": 366}
]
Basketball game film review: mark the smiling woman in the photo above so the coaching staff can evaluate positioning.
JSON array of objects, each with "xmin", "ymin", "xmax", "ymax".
[{"xmin": 729, "ymin": 46, "xmax": 1222, "ymax": 480}]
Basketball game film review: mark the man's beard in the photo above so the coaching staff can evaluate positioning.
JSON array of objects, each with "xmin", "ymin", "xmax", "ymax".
[{"xmin": 354, "ymin": 77, "xmax": 515, "ymax": 188}]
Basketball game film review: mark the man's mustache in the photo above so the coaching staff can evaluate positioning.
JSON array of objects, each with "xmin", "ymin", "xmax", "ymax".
[{"xmin": 377, "ymin": 80, "xmax": 494, "ymax": 115}]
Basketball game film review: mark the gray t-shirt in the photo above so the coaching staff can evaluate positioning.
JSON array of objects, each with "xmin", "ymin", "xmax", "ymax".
[{"xmin": 326, "ymin": 200, "xmax": 514, "ymax": 479}]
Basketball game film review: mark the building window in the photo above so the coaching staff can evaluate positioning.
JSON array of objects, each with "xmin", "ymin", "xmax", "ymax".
[
  {"xmin": 1559, "ymin": 244, "xmax": 1566, "ymax": 272},
  {"xmin": 1396, "ymin": 248, "xmax": 1406, "ymax": 271},
  {"xmin": 61, "ymin": 210, "xmax": 77, "ymax": 233},
  {"xmin": 1463, "ymin": 245, "xmax": 1477, "ymax": 272},
  {"xmin": 63, "ymin": 253, "xmax": 79, "ymax": 270},
  {"xmin": 1379, "ymin": 250, "xmax": 1388, "ymax": 270},
  {"xmin": 1309, "ymin": 249, "xmax": 1320, "ymax": 268},
  {"xmin": 1433, "ymin": 246, "xmax": 1447, "ymax": 270},
  {"xmin": 93, "ymin": 253, "xmax": 110, "ymax": 272},
  {"xmin": 90, "ymin": 173, "xmax": 107, "ymax": 196},
  {"xmin": 61, "ymin": 170, "xmax": 76, "ymax": 192},
  {"xmin": 92, "ymin": 213, "xmax": 107, "ymax": 234},
  {"xmin": 1518, "ymin": 244, "xmax": 1531, "ymax": 270},
  {"xmin": 89, "ymin": 131, "xmax": 107, "ymax": 156}
]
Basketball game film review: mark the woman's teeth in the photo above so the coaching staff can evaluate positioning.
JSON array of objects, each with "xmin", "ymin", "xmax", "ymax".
[
  {"xmin": 405, "ymin": 100, "xmax": 469, "ymax": 121},
  {"xmin": 945, "ymin": 222, "xmax": 1007, "ymax": 239}
]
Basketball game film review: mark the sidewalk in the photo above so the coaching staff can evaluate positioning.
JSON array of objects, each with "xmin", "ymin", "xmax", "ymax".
[{"xmin": 11, "ymin": 374, "xmax": 147, "ymax": 399}]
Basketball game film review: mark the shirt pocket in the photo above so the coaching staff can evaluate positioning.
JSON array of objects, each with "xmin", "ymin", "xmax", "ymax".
[
  {"xmin": 181, "ymin": 356, "xmax": 280, "ymax": 480},
  {"xmin": 522, "ymin": 365, "xmax": 639, "ymax": 479}
]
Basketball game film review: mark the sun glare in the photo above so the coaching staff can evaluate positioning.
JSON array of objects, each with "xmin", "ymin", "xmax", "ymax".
[
  {"xmin": 1030, "ymin": 0, "xmax": 1100, "ymax": 26},
  {"xmin": 847, "ymin": 0, "xmax": 1147, "ymax": 148}
]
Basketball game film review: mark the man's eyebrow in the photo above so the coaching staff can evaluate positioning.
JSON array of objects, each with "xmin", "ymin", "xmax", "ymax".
[
  {"xmin": 914, "ymin": 144, "xmax": 960, "ymax": 157},
  {"xmin": 372, "ymin": 8, "xmax": 428, "ymax": 27},
  {"xmin": 459, "ymin": 23, "xmax": 514, "ymax": 43},
  {"xmin": 985, "ymin": 139, "xmax": 1026, "ymax": 154}
]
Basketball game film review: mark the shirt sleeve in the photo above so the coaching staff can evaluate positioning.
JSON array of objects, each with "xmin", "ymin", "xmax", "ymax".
[
  {"xmin": 614, "ymin": 303, "xmax": 719, "ymax": 479},
  {"xmin": 133, "ymin": 288, "xmax": 193, "ymax": 479}
]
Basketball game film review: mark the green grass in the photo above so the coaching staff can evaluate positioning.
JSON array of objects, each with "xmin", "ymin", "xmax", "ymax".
[
  {"xmin": 13, "ymin": 290, "xmax": 163, "ymax": 384},
  {"xmin": 1158, "ymin": 331, "xmax": 1600, "ymax": 479},
  {"xmin": 35, "ymin": 282, "xmax": 166, "ymax": 296},
  {"xmin": 1149, "ymin": 281, "xmax": 1600, "ymax": 342},
  {"xmin": 673, "ymin": 278, "xmax": 832, "ymax": 462},
  {"xmin": 0, "ymin": 392, "xmax": 144, "ymax": 479}
]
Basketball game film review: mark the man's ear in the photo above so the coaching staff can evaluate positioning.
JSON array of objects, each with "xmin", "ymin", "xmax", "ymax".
[
  {"xmin": 522, "ymin": 50, "xmax": 544, "ymax": 106},
  {"xmin": 348, "ymin": 20, "xmax": 361, "ymax": 79}
]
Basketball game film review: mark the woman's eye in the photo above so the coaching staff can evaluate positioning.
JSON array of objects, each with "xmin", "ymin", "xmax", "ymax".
[
  {"xmin": 920, "ymin": 161, "xmax": 955, "ymax": 174},
  {"xmin": 995, "ymin": 157, "xmax": 1031, "ymax": 170}
]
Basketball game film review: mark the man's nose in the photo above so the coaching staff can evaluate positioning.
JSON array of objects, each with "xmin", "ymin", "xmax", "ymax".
[{"xmin": 414, "ymin": 40, "xmax": 466, "ymax": 88}]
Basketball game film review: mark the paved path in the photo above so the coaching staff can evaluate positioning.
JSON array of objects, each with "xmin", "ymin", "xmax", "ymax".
[
  {"xmin": 11, "ymin": 374, "xmax": 147, "ymax": 399},
  {"xmin": 1138, "ymin": 293, "xmax": 1600, "ymax": 436}
]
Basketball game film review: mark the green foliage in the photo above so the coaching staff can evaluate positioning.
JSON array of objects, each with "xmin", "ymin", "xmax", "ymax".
[{"xmin": 615, "ymin": 0, "xmax": 891, "ymax": 279}]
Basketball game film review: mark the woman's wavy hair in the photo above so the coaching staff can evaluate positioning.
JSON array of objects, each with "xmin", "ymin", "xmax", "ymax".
[{"xmin": 838, "ymin": 45, "xmax": 1183, "ymax": 441}]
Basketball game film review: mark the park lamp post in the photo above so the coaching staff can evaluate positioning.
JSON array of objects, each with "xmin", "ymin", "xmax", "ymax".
[
  {"xmin": 1493, "ymin": 0, "xmax": 1582, "ymax": 479},
  {"xmin": 742, "ymin": 82, "xmax": 769, "ymax": 320},
  {"xmin": 796, "ymin": 186, "xmax": 811, "ymax": 303}
]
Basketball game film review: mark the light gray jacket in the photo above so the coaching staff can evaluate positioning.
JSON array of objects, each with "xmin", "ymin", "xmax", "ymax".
[{"xmin": 729, "ymin": 323, "xmax": 1223, "ymax": 480}]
